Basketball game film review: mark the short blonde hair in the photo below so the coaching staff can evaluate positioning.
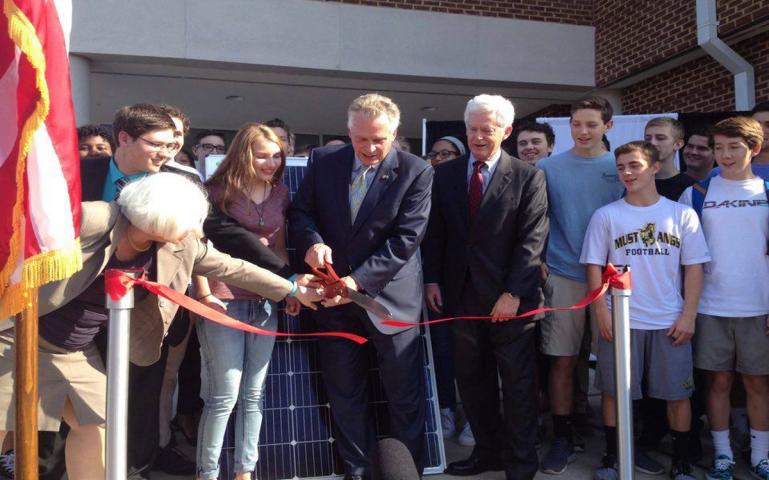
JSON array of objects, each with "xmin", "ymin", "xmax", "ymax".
[
  {"xmin": 645, "ymin": 117, "xmax": 684, "ymax": 141},
  {"xmin": 347, "ymin": 93, "xmax": 400, "ymax": 132},
  {"xmin": 117, "ymin": 172, "xmax": 209, "ymax": 241}
]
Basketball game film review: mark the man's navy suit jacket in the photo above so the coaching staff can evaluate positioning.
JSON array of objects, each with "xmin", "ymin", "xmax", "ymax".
[{"xmin": 288, "ymin": 144, "xmax": 433, "ymax": 334}]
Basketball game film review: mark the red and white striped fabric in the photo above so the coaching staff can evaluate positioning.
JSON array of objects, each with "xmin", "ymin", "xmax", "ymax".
[{"xmin": 0, "ymin": 0, "xmax": 81, "ymax": 318}]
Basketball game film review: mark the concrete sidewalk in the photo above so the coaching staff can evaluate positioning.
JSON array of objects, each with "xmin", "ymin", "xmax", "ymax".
[{"xmin": 155, "ymin": 391, "xmax": 756, "ymax": 480}]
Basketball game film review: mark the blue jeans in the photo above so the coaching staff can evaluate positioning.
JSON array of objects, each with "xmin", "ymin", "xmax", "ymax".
[{"xmin": 195, "ymin": 299, "xmax": 276, "ymax": 479}]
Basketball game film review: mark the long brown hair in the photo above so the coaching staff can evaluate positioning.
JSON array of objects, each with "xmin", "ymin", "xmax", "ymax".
[{"xmin": 205, "ymin": 123, "xmax": 286, "ymax": 214}]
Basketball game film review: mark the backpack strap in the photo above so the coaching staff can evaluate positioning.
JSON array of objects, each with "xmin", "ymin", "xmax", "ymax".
[
  {"xmin": 691, "ymin": 178, "xmax": 712, "ymax": 222},
  {"xmin": 765, "ymin": 180, "xmax": 769, "ymax": 256}
]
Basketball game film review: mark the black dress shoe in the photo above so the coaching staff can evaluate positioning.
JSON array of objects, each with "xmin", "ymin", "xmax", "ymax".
[
  {"xmin": 343, "ymin": 475, "xmax": 369, "ymax": 480},
  {"xmin": 444, "ymin": 456, "xmax": 503, "ymax": 476}
]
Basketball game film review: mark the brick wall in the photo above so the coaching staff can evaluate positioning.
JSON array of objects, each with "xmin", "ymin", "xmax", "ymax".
[
  {"xmin": 596, "ymin": 0, "xmax": 769, "ymax": 87},
  {"xmin": 718, "ymin": 0, "xmax": 769, "ymax": 34},
  {"xmin": 318, "ymin": 0, "xmax": 593, "ymax": 25},
  {"xmin": 622, "ymin": 30, "xmax": 769, "ymax": 113}
]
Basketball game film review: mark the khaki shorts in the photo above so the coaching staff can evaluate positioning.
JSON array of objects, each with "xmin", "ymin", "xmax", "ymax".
[
  {"xmin": 540, "ymin": 273, "xmax": 597, "ymax": 356},
  {"xmin": 0, "ymin": 330, "xmax": 106, "ymax": 431},
  {"xmin": 694, "ymin": 314, "xmax": 769, "ymax": 375},
  {"xmin": 596, "ymin": 329, "xmax": 693, "ymax": 401}
]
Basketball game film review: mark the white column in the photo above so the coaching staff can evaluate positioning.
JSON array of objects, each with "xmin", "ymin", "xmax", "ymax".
[{"xmin": 69, "ymin": 54, "xmax": 91, "ymax": 125}]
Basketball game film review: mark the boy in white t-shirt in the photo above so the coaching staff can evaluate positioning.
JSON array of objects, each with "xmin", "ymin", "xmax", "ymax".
[
  {"xmin": 581, "ymin": 141, "xmax": 711, "ymax": 480},
  {"xmin": 679, "ymin": 117, "xmax": 769, "ymax": 480}
]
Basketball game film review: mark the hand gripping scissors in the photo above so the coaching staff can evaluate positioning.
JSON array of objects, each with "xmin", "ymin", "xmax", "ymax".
[{"xmin": 311, "ymin": 264, "xmax": 393, "ymax": 319}]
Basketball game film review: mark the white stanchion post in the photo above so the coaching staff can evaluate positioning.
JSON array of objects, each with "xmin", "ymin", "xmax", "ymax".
[
  {"xmin": 611, "ymin": 265, "xmax": 633, "ymax": 480},
  {"xmin": 104, "ymin": 269, "xmax": 139, "ymax": 480}
]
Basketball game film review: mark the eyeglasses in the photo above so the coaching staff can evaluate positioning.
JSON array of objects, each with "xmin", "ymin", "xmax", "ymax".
[
  {"xmin": 195, "ymin": 143, "xmax": 226, "ymax": 154},
  {"xmin": 425, "ymin": 149, "xmax": 460, "ymax": 160},
  {"xmin": 138, "ymin": 137, "xmax": 179, "ymax": 153}
]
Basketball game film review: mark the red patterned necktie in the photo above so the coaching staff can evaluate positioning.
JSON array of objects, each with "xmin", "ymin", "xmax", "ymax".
[{"xmin": 468, "ymin": 160, "xmax": 484, "ymax": 219}]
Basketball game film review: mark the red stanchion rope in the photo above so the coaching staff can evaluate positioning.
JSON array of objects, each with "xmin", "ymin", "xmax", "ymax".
[
  {"xmin": 381, "ymin": 263, "xmax": 631, "ymax": 328},
  {"xmin": 104, "ymin": 269, "xmax": 368, "ymax": 345}
]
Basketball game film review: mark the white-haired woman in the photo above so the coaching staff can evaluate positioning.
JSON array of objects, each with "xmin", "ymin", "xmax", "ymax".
[{"xmin": 0, "ymin": 173, "xmax": 321, "ymax": 480}]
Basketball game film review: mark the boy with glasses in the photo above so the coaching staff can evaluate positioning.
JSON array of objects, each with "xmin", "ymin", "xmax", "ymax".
[
  {"xmin": 265, "ymin": 118, "xmax": 295, "ymax": 156},
  {"xmin": 99, "ymin": 104, "xmax": 177, "ymax": 201},
  {"xmin": 192, "ymin": 130, "xmax": 227, "ymax": 173}
]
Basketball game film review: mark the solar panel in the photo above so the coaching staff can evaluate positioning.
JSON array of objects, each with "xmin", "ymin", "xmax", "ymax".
[{"xmin": 216, "ymin": 157, "xmax": 446, "ymax": 480}]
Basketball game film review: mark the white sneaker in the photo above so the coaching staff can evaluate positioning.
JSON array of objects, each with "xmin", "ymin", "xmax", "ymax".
[
  {"xmin": 440, "ymin": 408, "xmax": 456, "ymax": 438},
  {"xmin": 458, "ymin": 422, "xmax": 476, "ymax": 446}
]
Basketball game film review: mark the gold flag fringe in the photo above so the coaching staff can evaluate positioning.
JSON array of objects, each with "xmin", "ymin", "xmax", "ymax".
[{"xmin": 0, "ymin": 239, "xmax": 82, "ymax": 318}]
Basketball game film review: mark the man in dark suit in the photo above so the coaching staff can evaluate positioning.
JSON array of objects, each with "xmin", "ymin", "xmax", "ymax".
[
  {"xmin": 289, "ymin": 93, "xmax": 433, "ymax": 480},
  {"xmin": 423, "ymin": 94, "xmax": 548, "ymax": 480}
]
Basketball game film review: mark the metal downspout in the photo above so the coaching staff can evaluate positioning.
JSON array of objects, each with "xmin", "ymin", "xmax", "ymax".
[{"xmin": 696, "ymin": 0, "xmax": 755, "ymax": 110}]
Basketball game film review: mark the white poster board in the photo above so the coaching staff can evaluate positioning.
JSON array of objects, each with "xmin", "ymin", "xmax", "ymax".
[
  {"xmin": 203, "ymin": 154, "xmax": 226, "ymax": 180},
  {"xmin": 537, "ymin": 113, "xmax": 680, "ymax": 169}
]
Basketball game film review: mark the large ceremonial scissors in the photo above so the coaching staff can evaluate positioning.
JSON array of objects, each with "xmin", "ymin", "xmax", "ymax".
[{"xmin": 311, "ymin": 264, "xmax": 393, "ymax": 319}]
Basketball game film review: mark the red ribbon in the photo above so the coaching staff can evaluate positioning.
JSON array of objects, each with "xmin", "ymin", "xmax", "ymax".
[
  {"xmin": 381, "ymin": 263, "xmax": 631, "ymax": 328},
  {"xmin": 104, "ymin": 269, "xmax": 368, "ymax": 344}
]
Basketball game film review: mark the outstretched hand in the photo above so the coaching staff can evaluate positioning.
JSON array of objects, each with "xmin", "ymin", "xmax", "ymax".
[
  {"xmin": 285, "ymin": 297, "xmax": 301, "ymax": 316},
  {"xmin": 294, "ymin": 273, "xmax": 323, "ymax": 289},
  {"xmin": 321, "ymin": 276, "xmax": 356, "ymax": 308},
  {"xmin": 294, "ymin": 286, "xmax": 323, "ymax": 310},
  {"xmin": 305, "ymin": 243, "xmax": 333, "ymax": 269}
]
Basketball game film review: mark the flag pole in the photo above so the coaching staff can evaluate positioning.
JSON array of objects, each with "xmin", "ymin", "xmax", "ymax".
[{"xmin": 15, "ymin": 290, "xmax": 39, "ymax": 480}]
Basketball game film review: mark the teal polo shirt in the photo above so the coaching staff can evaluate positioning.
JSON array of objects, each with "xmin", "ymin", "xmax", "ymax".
[{"xmin": 101, "ymin": 158, "xmax": 147, "ymax": 201}]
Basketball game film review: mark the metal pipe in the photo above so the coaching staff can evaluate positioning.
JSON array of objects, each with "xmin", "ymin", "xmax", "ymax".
[
  {"xmin": 696, "ymin": 0, "xmax": 755, "ymax": 110},
  {"xmin": 611, "ymin": 266, "xmax": 633, "ymax": 480},
  {"xmin": 105, "ymin": 269, "xmax": 139, "ymax": 480},
  {"xmin": 421, "ymin": 118, "xmax": 427, "ymax": 157}
]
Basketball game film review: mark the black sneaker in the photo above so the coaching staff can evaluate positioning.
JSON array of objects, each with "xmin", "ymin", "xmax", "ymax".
[
  {"xmin": 572, "ymin": 427, "xmax": 586, "ymax": 452},
  {"xmin": 151, "ymin": 444, "xmax": 196, "ymax": 476},
  {"xmin": 670, "ymin": 460, "xmax": 696, "ymax": 480},
  {"xmin": 635, "ymin": 449, "xmax": 665, "ymax": 475},
  {"xmin": 594, "ymin": 454, "xmax": 618, "ymax": 480},
  {"xmin": 540, "ymin": 437, "xmax": 576, "ymax": 475},
  {"xmin": 0, "ymin": 451, "xmax": 13, "ymax": 480}
]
